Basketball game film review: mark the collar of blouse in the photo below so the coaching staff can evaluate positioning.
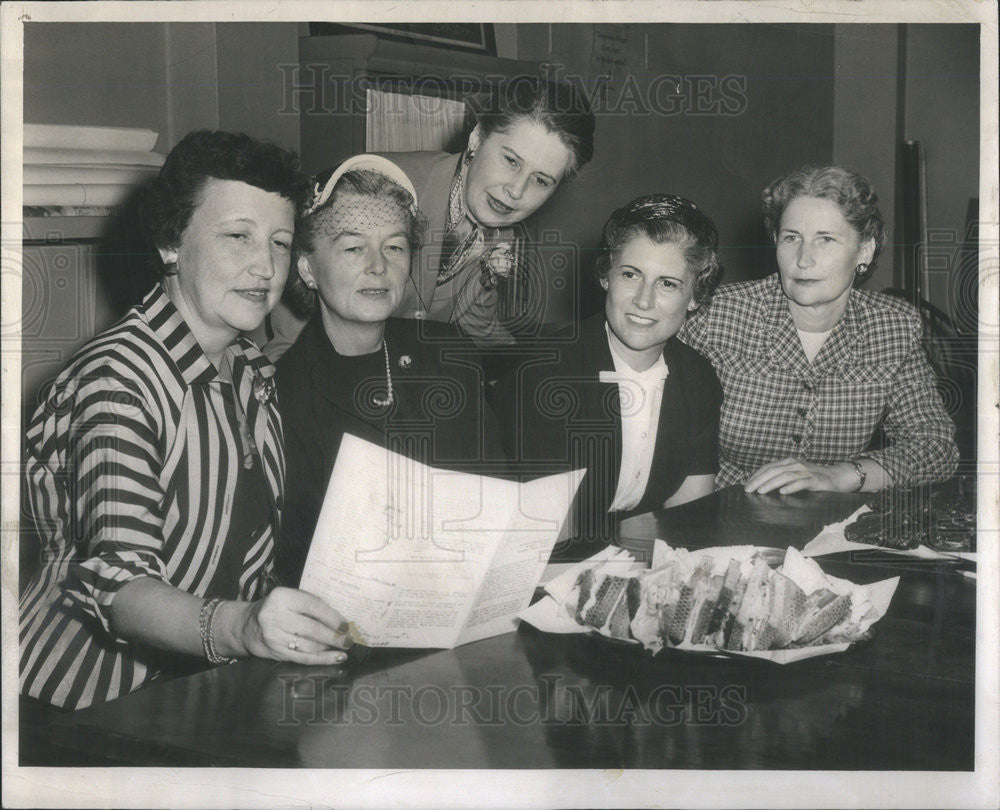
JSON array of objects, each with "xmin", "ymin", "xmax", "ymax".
[{"xmin": 764, "ymin": 275, "xmax": 864, "ymax": 374}]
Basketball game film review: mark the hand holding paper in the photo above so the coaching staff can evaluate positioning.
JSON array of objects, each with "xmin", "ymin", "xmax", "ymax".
[{"xmin": 298, "ymin": 434, "xmax": 585, "ymax": 648}]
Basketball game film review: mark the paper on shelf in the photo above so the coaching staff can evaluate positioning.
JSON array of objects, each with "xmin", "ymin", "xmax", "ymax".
[
  {"xmin": 25, "ymin": 123, "xmax": 159, "ymax": 152},
  {"xmin": 25, "ymin": 146, "xmax": 165, "ymax": 167},
  {"xmin": 298, "ymin": 434, "xmax": 585, "ymax": 648},
  {"xmin": 23, "ymin": 183, "xmax": 138, "ymax": 207},
  {"xmin": 24, "ymin": 165, "xmax": 159, "ymax": 186}
]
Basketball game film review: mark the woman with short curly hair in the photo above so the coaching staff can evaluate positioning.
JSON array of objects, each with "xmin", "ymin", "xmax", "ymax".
[
  {"xmin": 681, "ymin": 165, "xmax": 958, "ymax": 493},
  {"xmin": 494, "ymin": 194, "xmax": 724, "ymax": 541},
  {"xmin": 20, "ymin": 130, "xmax": 351, "ymax": 711}
]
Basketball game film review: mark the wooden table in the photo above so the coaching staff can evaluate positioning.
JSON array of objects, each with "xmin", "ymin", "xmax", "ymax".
[{"xmin": 24, "ymin": 488, "xmax": 975, "ymax": 770}]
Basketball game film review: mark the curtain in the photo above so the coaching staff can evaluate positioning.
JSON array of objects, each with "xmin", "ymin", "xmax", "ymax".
[{"xmin": 365, "ymin": 88, "xmax": 468, "ymax": 152}]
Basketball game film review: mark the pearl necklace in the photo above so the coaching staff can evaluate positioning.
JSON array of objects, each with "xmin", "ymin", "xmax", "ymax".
[{"xmin": 371, "ymin": 339, "xmax": 394, "ymax": 408}]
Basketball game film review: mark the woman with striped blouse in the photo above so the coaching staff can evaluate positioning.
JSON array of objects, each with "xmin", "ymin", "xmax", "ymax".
[{"xmin": 20, "ymin": 131, "xmax": 352, "ymax": 711}]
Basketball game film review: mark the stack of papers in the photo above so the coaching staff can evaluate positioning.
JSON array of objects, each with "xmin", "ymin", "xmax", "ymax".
[{"xmin": 23, "ymin": 124, "xmax": 163, "ymax": 208}]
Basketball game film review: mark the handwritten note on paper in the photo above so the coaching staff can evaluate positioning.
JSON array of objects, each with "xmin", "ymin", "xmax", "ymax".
[{"xmin": 298, "ymin": 434, "xmax": 585, "ymax": 648}]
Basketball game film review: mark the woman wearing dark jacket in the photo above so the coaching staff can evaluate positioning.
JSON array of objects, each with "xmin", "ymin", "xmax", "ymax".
[
  {"xmin": 275, "ymin": 157, "xmax": 505, "ymax": 586},
  {"xmin": 494, "ymin": 195, "xmax": 723, "ymax": 544}
]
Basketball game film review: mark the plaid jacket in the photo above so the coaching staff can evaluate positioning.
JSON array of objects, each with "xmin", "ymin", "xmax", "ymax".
[{"xmin": 679, "ymin": 274, "xmax": 958, "ymax": 488}]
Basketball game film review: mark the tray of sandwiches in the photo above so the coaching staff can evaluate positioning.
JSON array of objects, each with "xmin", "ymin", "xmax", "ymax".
[{"xmin": 519, "ymin": 542, "xmax": 899, "ymax": 664}]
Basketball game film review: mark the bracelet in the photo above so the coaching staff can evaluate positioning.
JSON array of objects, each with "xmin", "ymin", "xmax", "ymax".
[
  {"xmin": 198, "ymin": 597, "xmax": 238, "ymax": 665},
  {"xmin": 849, "ymin": 459, "xmax": 867, "ymax": 492}
]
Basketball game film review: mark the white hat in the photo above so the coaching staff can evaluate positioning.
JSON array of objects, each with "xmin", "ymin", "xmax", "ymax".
[{"xmin": 304, "ymin": 154, "xmax": 418, "ymax": 216}]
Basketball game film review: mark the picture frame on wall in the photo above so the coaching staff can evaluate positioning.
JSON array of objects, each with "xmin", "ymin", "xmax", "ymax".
[{"xmin": 308, "ymin": 22, "xmax": 497, "ymax": 55}]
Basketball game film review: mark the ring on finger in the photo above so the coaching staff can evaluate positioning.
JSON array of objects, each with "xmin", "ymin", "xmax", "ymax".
[{"xmin": 288, "ymin": 638, "xmax": 299, "ymax": 651}]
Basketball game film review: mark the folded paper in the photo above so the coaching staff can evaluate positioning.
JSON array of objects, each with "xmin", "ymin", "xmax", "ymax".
[{"xmin": 300, "ymin": 434, "xmax": 585, "ymax": 648}]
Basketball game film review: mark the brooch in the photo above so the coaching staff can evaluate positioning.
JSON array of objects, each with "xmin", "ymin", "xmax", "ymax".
[
  {"xmin": 398, "ymin": 355, "xmax": 412, "ymax": 370},
  {"xmin": 253, "ymin": 373, "xmax": 276, "ymax": 405},
  {"xmin": 480, "ymin": 242, "xmax": 515, "ymax": 289}
]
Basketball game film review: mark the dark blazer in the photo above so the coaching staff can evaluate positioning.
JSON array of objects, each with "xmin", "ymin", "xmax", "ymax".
[
  {"xmin": 275, "ymin": 315, "xmax": 506, "ymax": 586},
  {"xmin": 493, "ymin": 313, "xmax": 722, "ymax": 544}
]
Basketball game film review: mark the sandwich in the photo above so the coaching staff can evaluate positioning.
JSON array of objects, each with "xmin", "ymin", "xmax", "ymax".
[{"xmin": 569, "ymin": 545, "xmax": 873, "ymax": 654}]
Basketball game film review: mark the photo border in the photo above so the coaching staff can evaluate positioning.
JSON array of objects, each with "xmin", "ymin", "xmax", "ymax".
[{"xmin": 2, "ymin": 2, "xmax": 997, "ymax": 808}]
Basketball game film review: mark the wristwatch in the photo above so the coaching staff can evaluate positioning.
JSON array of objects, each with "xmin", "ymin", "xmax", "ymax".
[{"xmin": 849, "ymin": 458, "xmax": 867, "ymax": 492}]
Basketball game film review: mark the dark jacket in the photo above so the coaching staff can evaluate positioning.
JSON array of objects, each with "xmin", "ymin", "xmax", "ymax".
[
  {"xmin": 493, "ymin": 314, "xmax": 722, "ymax": 545},
  {"xmin": 275, "ymin": 315, "xmax": 506, "ymax": 585}
]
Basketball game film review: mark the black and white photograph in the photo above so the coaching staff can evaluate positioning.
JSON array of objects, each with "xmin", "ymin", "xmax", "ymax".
[{"xmin": 2, "ymin": 2, "xmax": 997, "ymax": 808}]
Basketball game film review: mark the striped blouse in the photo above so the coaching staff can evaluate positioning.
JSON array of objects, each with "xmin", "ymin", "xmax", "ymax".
[{"xmin": 20, "ymin": 284, "xmax": 284, "ymax": 710}]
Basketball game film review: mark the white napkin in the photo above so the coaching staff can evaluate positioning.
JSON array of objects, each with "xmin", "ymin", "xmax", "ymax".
[{"xmin": 520, "ymin": 547, "xmax": 642, "ymax": 634}]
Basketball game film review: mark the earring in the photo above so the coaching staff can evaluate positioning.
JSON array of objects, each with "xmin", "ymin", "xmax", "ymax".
[
  {"xmin": 855, "ymin": 263, "xmax": 869, "ymax": 276},
  {"xmin": 464, "ymin": 148, "xmax": 475, "ymax": 165},
  {"xmin": 158, "ymin": 247, "xmax": 179, "ymax": 272},
  {"xmin": 599, "ymin": 278, "xmax": 609, "ymax": 290}
]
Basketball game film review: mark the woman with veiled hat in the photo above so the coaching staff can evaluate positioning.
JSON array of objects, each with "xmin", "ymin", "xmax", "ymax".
[
  {"xmin": 493, "ymin": 194, "xmax": 724, "ymax": 543},
  {"xmin": 274, "ymin": 157, "xmax": 506, "ymax": 587}
]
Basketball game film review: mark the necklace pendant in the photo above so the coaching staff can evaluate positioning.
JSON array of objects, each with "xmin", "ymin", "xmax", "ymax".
[{"xmin": 373, "ymin": 338, "xmax": 394, "ymax": 408}]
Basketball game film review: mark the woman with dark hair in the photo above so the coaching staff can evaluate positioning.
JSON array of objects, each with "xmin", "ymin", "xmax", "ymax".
[
  {"xmin": 680, "ymin": 165, "xmax": 958, "ymax": 493},
  {"xmin": 20, "ymin": 130, "xmax": 352, "ymax": 711},
  {"xmin": 494, "ymin": 194, "xmax": 723, "ymax": 541},
  {"xmin": 274, "ymin": 157, "xmax": 505, "ymax": 587},
  {"xmin": 260, "ymin": 75, "xmax": 596, "ymax": 357}
]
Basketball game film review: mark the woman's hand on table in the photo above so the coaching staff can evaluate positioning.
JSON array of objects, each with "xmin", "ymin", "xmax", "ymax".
[
  {"xmin": 225, "ymin": 587, "xmax": 353, "ymax": 665},
  {"xmin": 744, "ymin": 458, "xmax": 859, "ymax": 494}
]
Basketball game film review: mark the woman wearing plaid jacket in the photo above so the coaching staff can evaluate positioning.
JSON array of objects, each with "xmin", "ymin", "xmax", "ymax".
[{"xmin": 680, "ymin": 165, "xmax": 958, "ymax": 495}]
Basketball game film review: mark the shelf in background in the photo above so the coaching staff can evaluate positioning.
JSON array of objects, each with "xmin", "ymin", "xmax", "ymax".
[{"xmin": 22, "ymin": 214, "xmax": 114, "ymax": 242}]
